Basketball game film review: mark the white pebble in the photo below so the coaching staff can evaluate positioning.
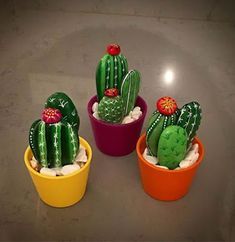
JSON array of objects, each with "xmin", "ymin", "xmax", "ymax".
[
  {"xmin": 122, "ymin": 116, "xmax": 134, "ymax": 124},
  {"xmin": 156, "ymin": 165, "xmax": 169, "ymax": 170},
  {"xmin": 133, "ymin": 106, "xmax": 141, "ymax": 112},
  {"xmin": 143, "ymin": 148, "xmax": 158, "ymax": 165},
  {"xmin": 92, "ymin": 102, "xmax": 99, "ymax": 112},
  {"xmin": 93, "ymin": 111, "xmax": 100, "ymax": 120},
  {"xmin": 40, "ymin": 167, "xmax": 57, "ymax": 177},
  {"xmin": 52, "ymin": 167, "xmax": 63, "ymax": 176},
  {"xmin": 75, "ymin": 145, "xmax": 87, "ymax": 163},
  {"xmin": 191, "ymin": 143, "xmax": 199, "ymax": 153},
  {"xmin": 131, "ymin": 111, "xmax": 142, "ymax": 120},
  {"xmin": 179, "ymin": 153, "xmax": 199, "ymax": 168},
  {"xmin": 30, "ymin": 157, "xmax": 39, "ymax": 170},
  {"xmin": 61, "ymin": 164, "xmax": 80, "ymax": 176}
]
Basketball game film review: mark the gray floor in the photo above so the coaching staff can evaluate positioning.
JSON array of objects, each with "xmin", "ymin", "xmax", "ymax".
[{"xmin": 1, "ymin": 1, "xmax": 235, "ymax": 241}]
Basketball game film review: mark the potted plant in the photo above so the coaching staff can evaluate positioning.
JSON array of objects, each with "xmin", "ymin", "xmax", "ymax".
[
  {"xmin": 87, "ymin": 44, "xmax": 147, "ymax": 156},
  {"xmin": 24, "ymin": 92, "xmax": 92, "ymax": 207},
  {"xmin": 136, "ymin": 97, "xmax": 205, "ymax": 201}
]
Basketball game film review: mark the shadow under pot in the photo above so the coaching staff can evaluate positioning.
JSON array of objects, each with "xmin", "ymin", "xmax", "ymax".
[
  {"xmin": 136, "ymin": 133, "xmax": 205, "ymax": 201},
  {"xmin": 87, "ymin": 95, "xmax": 147, "ymax": 156}
]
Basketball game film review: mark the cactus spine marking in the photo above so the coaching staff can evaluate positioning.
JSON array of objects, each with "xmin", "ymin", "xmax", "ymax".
[
  {"xmin": 29, "ymin": 92, "xmax": 81, "ymax": 168},
  {"xmin": 146, "ymin": 97, "xmax": 180, "ymax": 157},
  {"xmin": 96, "ymin": 44, "xmax": 128, "ymax": 101},
  {"xmin": 121, "ymin": 70, "xmax": 141, "ymax": 116},
  {"xmin": 158, "ymin": 125, "xmax": 187, "ymax": 170},
  {"xmin": 177, "ymin": 101, "xmax": 202, "ymax": 146},
  {"xmin": 45, "ymin": 92, "xmax": 80, "ymax": 133},
  {"xmin": 98, "ymin": 88, "xmax": 124, "ymax": 123}
]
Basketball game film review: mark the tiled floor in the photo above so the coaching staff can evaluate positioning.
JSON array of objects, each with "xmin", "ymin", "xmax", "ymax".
[{"xmin": 0, "ymin": 1, "xmax": 235, "ymax": 241}]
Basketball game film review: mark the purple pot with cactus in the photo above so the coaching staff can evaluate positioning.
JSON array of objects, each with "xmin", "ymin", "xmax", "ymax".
[{"xmin": 87, "ymin": 44, "xmax": 147, "ymax": 156}]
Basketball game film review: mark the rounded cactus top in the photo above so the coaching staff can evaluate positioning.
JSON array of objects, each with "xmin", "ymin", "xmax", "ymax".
[
  {"xmin": 42, "ymin": 108, "xmax": 62, "ymax": 124},
  {"xmin": 104, "ymin": 88, "xmax": 119, "ymax": 97},
  {"xmin": 107, "ymin": 44, "xmax": 121, "ymax": 56},
  {"xmin": 156, "ymin": 96, "xmax": 178, "ymax": 116}
]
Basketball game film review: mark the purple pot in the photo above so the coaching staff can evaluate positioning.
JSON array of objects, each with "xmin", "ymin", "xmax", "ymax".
[{"xmin": 87, "ymin": 95, "xmax": 147, "ymax": 156}]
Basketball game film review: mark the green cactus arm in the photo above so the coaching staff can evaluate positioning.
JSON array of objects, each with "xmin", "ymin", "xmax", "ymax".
[
  {"xmin": 177, "ymin": 102, "xmax": 201, "ymax": 146},
  {"xmin": 121, "ymin": 70, "xmax": 141, "ymax": 116},
  {"xmin": 146, "ymin": 112, "xmax": 164, "ymax": 156},
  {"xmin": 158, "ymin": 125, "xmax": 187, "ymax": 169},
  {"xmin": 96, "ymin": 54, "xmax": 111, "ymax": 101},
  {"xmin": 45, "ymin": 92, "xmax": 80, "ymax": 132},
  {"xmin": 61, "ymin": 121, "xmax": 79, "ymax": 165},
  {"xmin": 48, "ymin": 123, "xmax": 62, "ymax": 168},
  {"xmin": 37, "ymin": 121, "xmax": 48, "ymax": 167},
  {"xmin": 29, "ymin": 119, "xmax": 41, "ymax": 162}
]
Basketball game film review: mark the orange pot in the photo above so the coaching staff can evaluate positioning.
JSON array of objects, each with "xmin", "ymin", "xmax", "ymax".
[{"xmin": 136, "ymin": 133, "xmax": 204, "ymax": 201}]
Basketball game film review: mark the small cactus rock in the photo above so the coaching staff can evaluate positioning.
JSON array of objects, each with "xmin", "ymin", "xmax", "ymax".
[
  {"xmin": 29, "ymin": 108, "xmax": 80, "ymax": 168},
  {"xmin": 98, "ymin": 88, "xmax": 124, "ymax": 123},
  {"xmin": 96, "ymin": 44, "xmax": 128, "ymax": 101},
  {"xmin": 146, "ymin": 97, "xmax": 180, "ymax": 157},
  {"xmin": 121, "ymin": 70, "xmax": 141, "ymax": 116},
  {"xmin": 158, "ymin": 125, "xmax": 188, "ymax": 170},
  {"xmin": 45, "ymin": 92, "xmax": 80, "ymax": 133},
  {"xmin": 177, "ymin": 101, "xmax": 202, "ymax": 147}
]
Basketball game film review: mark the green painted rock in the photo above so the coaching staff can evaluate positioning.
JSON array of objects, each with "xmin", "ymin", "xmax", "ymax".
[
  {"xmin": 45, "ymin": 92, "xmax": 80, "ymax": 133},
  {"xmin": 158, "ymin": 125, "xmax": 187, "ymax": 170},
  {"xmin": 177, "ymin": 101, "xmax": 202, "ymax": 147},
  {"xmin": 96, "ymin": 44, "xmax": 128, "ymax": 101},
  {"xmin": 146, "ymin": 97, "xmax": 180, "ymax": 157},
  {"xmin": 29, "ymin": 108, "xmax": 79, "ymax": 168},
  {"xmin": 121, "ymin": 70, "xmax": 141, "ymax": 116},
  {"xmin": 98, "ymin": 88, "xmax": 124, "ymax": 123}
]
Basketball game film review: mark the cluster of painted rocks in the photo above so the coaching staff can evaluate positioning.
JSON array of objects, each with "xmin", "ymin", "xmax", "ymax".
[
  {"xmin": 30, "ymin": 145, "xmax": 88, "ymax": 176},
  {"xmin": 92, "ymin": 102, "xmax": 142, "ymax": 124},
  {"xmin": 143, "ymin": 143, "xmax": 199, "ymax": 170}
]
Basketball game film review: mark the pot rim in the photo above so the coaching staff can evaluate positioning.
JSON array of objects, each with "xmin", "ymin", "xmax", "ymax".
[
  {"xmin": 136, "ymin": 133, "xmax": 204, "ymax": 173},
  {"xmin": 87, "ymin": 95, "xmax": 147, "ymax": 128},
  {"xmin": 24, "ymin": 136, "xmax": 92, "ymax": 180}
]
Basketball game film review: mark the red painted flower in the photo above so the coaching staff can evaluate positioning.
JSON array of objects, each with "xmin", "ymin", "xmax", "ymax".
[
  {"xmin": 104, "ymin": 88, "xmax": 119, "ymax": 97},
  {"xmin": 156, "ymin": 96, "xmax": 178, "ymax": 115},
  {"xmin": 107, "ymin": 44, "xmax": 121, "ymax": 56},
  {"xmin": 42, "ymin": 108, "xmax": 62, "ymax": 124}
]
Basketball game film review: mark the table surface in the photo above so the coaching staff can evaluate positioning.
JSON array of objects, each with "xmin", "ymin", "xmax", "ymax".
[{"xmin": 0, "ymin": 1, "xmax": 235, "ymax": 241}]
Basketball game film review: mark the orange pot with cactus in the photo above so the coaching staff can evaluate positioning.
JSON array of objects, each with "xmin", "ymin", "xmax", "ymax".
[{"xmin": 136, "ymin": 97, "xmax": 205, "ymax": 201}]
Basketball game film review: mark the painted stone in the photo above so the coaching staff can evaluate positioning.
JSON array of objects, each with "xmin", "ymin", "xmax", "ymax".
[{"xmin": 158, "ymin": 125, "xmax": 187, "ymax": 170}]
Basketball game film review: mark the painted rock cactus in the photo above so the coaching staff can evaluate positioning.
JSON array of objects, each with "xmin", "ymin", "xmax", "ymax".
[
  {"xmin": 146, "ymin": 97, "xmax": 180, "ymax": 157},
  {"xmin": 45, "ymin": 92, "xmax": 80, "ymax": 133},
  {"xmin": 98, "ymin": 88, "xmax": 124, "ymax": 123},
  {"xmin": 158, "ymin": 125, "xmax": 187, "ymax": 169},
  {"xmin": 96, "ymin": 44, "xmax": 128, "ymax": 101},
  {"xmin": 29, "ymin": 108, "xmax": 80, "ymax": 168},
  {"xmin": 121, "ymin": 70, "xmax": 141, "ymax": 116},
  {"xmin": 177, "ymin": 101, "xmax": 202, "ymax": 147}
]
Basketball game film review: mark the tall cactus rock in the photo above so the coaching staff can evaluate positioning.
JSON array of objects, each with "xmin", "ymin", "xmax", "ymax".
[
  {"xmin": 96, "ymin": 44, "xmax": 128, "ymax": 101},
  {"xmin": 29, "ymin": 108, "xmax": 80, "ymax": 168},
  {"xmin": 146, "ymin": 97, "xmax": 180, "ymax": 157},
  {"xmin": 177, "ymin": 101, "xmax": 202, "ymax": 147},
  {"xmin": 158, "ymin": 125, "xmax": 187, "ymax": 170},
  {"xmin": 45, "ymin": 92, "xmax": 80, "ymax": 133},
  {"xmin": 98, "ymin": 88, "xmax": 124, "ymax": 124},
  {"xmin": 120, "ymin": 70, "xmax": 141, "ymax": 116}
]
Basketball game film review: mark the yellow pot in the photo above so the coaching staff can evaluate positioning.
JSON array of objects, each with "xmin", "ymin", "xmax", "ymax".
[{"xmin": 24, "ymin": 137, "xmax": 92, "ymax": 208}]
